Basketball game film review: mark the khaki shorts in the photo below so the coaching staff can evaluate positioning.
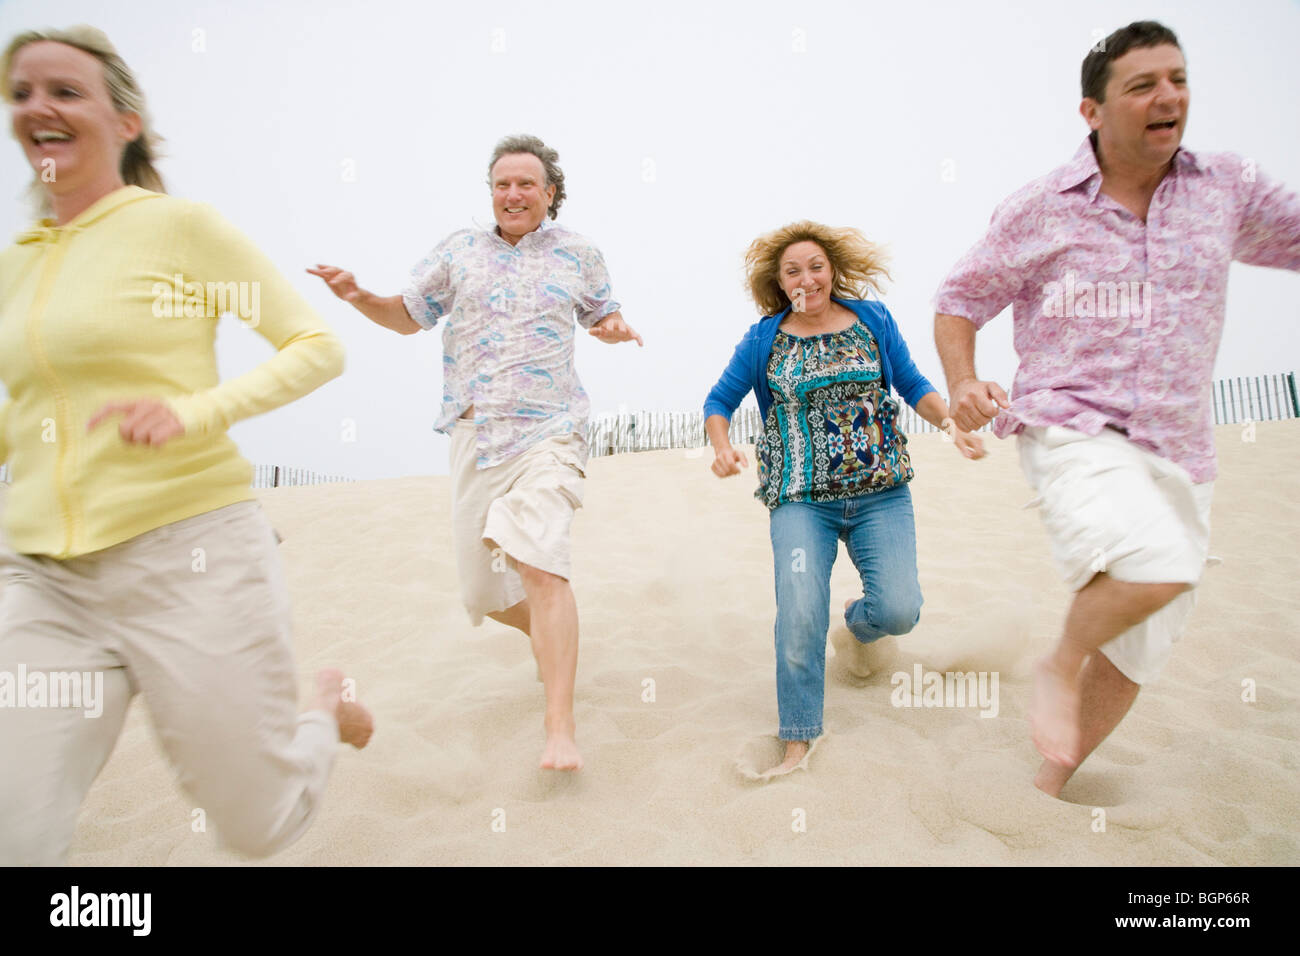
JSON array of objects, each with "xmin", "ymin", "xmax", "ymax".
[
  {"xmin": 1018, "ymin": 425, "xmax": 1214, "ymax": 685},
  {"xmin": 449, "ymin": 422, "xmax": 586, "ymax": 626}
]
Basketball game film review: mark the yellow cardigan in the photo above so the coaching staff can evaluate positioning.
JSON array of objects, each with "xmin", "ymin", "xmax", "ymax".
[{"xmin": 0, "ymin": 186, "xmax": 344, "ymax": 558}]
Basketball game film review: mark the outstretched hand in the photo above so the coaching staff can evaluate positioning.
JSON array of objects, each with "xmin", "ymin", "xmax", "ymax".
[
  {"xmin": 589, "ymin": 312, "xmax": 644, "ymax": 346},
  {"xmin": 87, "ymin": 399, "xmax": 184, "ymax": 447},
  {"xmin": 306, "ymin": 264, "xmax": 362, "ymax": 303}
]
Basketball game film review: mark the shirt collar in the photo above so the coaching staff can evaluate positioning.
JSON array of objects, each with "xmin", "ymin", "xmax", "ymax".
[
  {"xmin": 488, "ymin": 216, "xmax": 554, "ymax": 247},
  {"xmin": 1053, "ymin": 136, "xmax": 1203, "ymax": 199},
  {"xmin": 15, "ymin": 185, "xmax": 159, "ymax": 245}
]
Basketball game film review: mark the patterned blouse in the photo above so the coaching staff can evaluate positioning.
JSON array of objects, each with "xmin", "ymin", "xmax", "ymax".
[{"xmin": 755, "ymin": 322, "xmax": 913, "ymax": 509}]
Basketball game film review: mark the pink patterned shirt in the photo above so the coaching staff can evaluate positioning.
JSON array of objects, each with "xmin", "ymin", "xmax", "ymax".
[
  {"xmin": 402, "ymin": 218, "xmax": 620, "ymax": 469},
  {"xmin": 934, "ymin": 138, "xmax": 1300, "ymax": 482}
]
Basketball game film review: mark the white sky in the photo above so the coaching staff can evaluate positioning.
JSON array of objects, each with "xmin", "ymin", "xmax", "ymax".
[{"xmin": 2, "ymin": 0, "xmax": 1297, "ymax": 479}]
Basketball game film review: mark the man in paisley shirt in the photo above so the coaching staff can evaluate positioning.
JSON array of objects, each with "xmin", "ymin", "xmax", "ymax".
[
  {"xmin": 311, "ymin": 135, "xmax": 641, "ymax": 772},
  {"xmin": 933, "ymin": 22, "xmax": 1300, "ymax": 797}
]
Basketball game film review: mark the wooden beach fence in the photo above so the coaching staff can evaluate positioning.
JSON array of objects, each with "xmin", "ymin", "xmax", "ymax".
[{"xmin": 0, "ymin": 372, "xmax": 1293, "ymax": 484}]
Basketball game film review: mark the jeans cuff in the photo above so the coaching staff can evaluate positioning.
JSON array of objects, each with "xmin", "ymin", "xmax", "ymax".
[{"xmin": 778, "ymin": 726, "xmax": 822, "ymax": 741}]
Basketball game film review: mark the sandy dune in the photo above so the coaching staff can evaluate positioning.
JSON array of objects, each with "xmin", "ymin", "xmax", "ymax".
[{"xmin": 45, "ymin": 422, "xmax": 1300, "ymax": 865}]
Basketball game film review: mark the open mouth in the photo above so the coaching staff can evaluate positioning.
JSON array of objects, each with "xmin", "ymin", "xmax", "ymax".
[
  {"xmin": 1146, "ymin": 120, "xmax": 1177, "ymax": 131},
  {"xmin": 32, "ymin": 129, "xmax": 74, "ymax": 145}
]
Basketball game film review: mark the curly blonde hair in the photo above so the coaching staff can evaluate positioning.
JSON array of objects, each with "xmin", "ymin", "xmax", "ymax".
[{"xmin": 745, "ymin": 221, "xmax": 890, "ymax": 316}]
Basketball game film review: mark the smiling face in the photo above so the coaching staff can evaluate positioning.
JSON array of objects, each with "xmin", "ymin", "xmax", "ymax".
[
  {"xmin": 7, "ymin": 40, "xmax": 140, "ymax": 210},
  {"xmin": 490, "ymin": 152, "xmax": 556, "ymax": 244},
  {"xmin": 1081, "ymin": 43, "xmax": 1188, "ymax": 171},
  {"xmin": 778, "ymin": 241, "xmax": 835, "ymax": 317}
]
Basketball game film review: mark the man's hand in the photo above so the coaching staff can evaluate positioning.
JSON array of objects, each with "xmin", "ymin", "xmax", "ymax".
[
  {"xmin": 589, "ymin": 312, "xmax": 644, "ymax": 346},
  {"xmin": 87, "ymin": 399, "xmax": 185, "ymax": 447},
  {"xmin": 949, "ymin": 378, "xmax": 1010, "ymax": 432},
  {"xmin": 307, "ymin": 264, "xmax": 363, "ymax": 303},
  {"xmin": 711, "ymin": 445, "xmax": 748, "ymax": 478}
]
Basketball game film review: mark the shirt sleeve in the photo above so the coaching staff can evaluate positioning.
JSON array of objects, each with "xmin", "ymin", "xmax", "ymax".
[
  {"xmin": 163, "ymin": 203, "xmax": 346, "ymax": 438},
  {"xmin": 933, "ymin": 199, "xmax": 1030, "ymax": 329},
  {"xmin": 573, "ymin": 242, "xmax": 621, "ymax": 330},
  {"xmin": 0, "ymin": 398, "xmax": 10, "ymax": 467},
  {"xmin": 875, "ymin": 306, "xmax": 938, "ymax": 408},
  {"xmin": 703, "ymin": 326, "xmax": 758, "ymax": 420},
  {"xmin": 401, "ymin": 236, "xmax": 456, "ymax": 330},
  {"xmin": 1234, "ymin": 164, "xmax": 1300, "ymax": 271}
]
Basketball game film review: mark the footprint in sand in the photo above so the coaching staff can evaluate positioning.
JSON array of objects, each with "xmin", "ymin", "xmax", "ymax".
[{"xmin": 734, "ymin": 734, "xmax": 826, "ymax": 782}]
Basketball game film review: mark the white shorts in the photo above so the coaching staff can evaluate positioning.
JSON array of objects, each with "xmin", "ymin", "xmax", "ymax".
[
  {"xmin": 1017, "ymin": 425, "xmax": 1214, "ymax": 685},
  {"xmin": 449, "ymin": 422, "xmax": 586, "ymax": 626}
]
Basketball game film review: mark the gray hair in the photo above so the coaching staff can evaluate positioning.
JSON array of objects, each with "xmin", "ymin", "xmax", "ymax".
[
  {"xmin": 2, "ymin": 25, "xmax": 166, "ymax": 215},
  {"xmin": 486, "ymin": 134, "xmax": 565, "ymax": 219}
]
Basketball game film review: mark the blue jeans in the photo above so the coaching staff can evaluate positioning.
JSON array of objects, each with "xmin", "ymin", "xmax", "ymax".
[{"xmin": 768, "ymin": 485, "xmax": 923, "ymax": 740}]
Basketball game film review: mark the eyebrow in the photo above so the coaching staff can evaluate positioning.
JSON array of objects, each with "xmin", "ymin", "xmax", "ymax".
[{"xmin": 1125, "ymin": 68, "xmax": 1186, "ymax": 85}]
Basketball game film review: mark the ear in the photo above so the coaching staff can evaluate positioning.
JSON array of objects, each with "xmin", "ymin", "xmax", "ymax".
[
  {"xmin": 544, "ymin": 181, "xmax": 556, "ymax": 208},
  {"xmin": 1079, "ymin": 98, "xmax": 1102, "ymax": 131},
  {"xmin": 117, "ymin": 109, "xmax": 143, "ymax": 144}
]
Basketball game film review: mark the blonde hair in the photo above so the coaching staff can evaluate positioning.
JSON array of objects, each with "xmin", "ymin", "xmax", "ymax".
[
  {"xmin": 745, "ymin": 220, "xmax": 890, "ymax": 316},
  {"xmin": 2, "ymin": 25, "xmax": 165, "ymax": 212}
]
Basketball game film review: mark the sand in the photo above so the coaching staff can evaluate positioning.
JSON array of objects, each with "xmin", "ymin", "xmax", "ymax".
[{"xmin": 32, "ymin": 421, "xmax": 1300, "ymax": 865}]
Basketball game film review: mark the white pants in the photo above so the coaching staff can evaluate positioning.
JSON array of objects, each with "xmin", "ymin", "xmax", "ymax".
[
  {"xmin": 1018, "ymin": 426, "xmax": 1214, "ymax": 684},
  {"xmin": 0, "ymin": 500, "xmax": 338, "ymax": 864}
]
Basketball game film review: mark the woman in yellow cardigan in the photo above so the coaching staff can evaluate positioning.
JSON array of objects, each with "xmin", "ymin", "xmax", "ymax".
[{"xmin": 0, "ymin": 26, "xmax": 372, "ymax": 864}]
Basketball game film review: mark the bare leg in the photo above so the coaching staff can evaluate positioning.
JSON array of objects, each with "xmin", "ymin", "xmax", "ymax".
[
  {"xmin": 1034, "ymin": 651, "xmax": 1139, "ymax": 797},
  {"xmin": 487, "ymin": 600, "xmax": 530, "ymax": 635},
  {"xmin": 516, "ymin": 562, "xmax": 582, "ymax": 771},
  {"xmin": 1032, "ymin": 573, "xmax": 1186, "ymax": 769},
  {"xmin": 311, "ymin": 668, "xmax": 373, "ymax": 749}
]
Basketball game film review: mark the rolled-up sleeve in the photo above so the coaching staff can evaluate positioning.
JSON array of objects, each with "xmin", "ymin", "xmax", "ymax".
[
  {"xmin": 574, "ymin": 243, "xmax": 621, "ymax": 330},
  {"xmin": 933, "ymin": 201, "xmax": 1028, "ymax": 329},
  {"xmin": 402, "ymin": 237, "xmax": 456, "ymax": 330}
]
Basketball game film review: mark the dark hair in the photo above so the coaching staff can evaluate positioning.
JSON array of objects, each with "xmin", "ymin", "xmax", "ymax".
[
  {"xmin": 1081, "ymin": 21, "xmax": 1182, "ymax": 102},
  {"xmin": 486, "ymin": 134, "xmax": 565, "ymax": 219}
]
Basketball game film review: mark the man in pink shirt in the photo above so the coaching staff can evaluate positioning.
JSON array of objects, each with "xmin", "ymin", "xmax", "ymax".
[{"xmin": 933, "ymin": 21, "xmax": 1300, "ymax": 797}]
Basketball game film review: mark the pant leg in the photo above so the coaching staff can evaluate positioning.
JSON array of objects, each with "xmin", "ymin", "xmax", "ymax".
[
  {"xmin": 769, "ymin": 501, "xmax": 840, "ymax": 741},
  {"xmin": 449, "ymin": 421, "xmax": 526, "ymax": 625},
  {"xmin": 0, "ymin": 546, "xmax": 132, "ymax": 865},
  {"xmin": 842, "ymin": 484, "xmax": 924, "ymax": 643},
  {"xmin": 103, "ymin": 502, "xmax": 339, "ymax": 858}
]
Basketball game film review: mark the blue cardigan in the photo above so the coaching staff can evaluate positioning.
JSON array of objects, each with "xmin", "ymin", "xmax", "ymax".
[{"xmin": 703, "ymin": 298, "xmax": 937, "ymax": 423}]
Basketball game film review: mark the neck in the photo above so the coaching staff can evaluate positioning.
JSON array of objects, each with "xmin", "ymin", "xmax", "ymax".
[
  {"xmin": 48, "ymin": 174, "xmax": 127, "ymax": 226},
  {"xmin": 1094, "ymin": 139, "xmax": 1174, "ymax": 196}
]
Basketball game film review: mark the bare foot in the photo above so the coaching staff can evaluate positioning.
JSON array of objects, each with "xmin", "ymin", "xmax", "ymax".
[
  {"xmin": 835, "ymin": 600, "xmax": 899, "ymax": 678},
  {"xmin": 314, "ymin": 668, "xmax": 374, "ymax": 749},
  {"xmin": 1029, "ymin": 657, "xmax": 1080, "ymax": 768},
  {"xmin": 773, "ymin": 740, "xmax": 810, "ymax": 774},
  {"xmin": 540, "ymin": 715, "xmax": 583, "ymax": 771},
  {"xmin": 1033, "ymin": 759, "xmax": 1073, "ymax": 799}
]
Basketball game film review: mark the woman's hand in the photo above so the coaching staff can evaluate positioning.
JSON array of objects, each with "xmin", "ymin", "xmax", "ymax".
[
  {"xmin": 711, "ymin": 445, "xmax": 749, "ymax": 477},
  {"xmin": 942, "ymin": 417, "xmax": 986, "ymax": 460},
  {"xmin": 87, "ymin": 399, "xmax": 185, "ymax": 447}
]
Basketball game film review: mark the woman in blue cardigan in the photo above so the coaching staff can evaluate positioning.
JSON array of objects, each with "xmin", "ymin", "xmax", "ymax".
[{"xmin": 704, "ymin": 221, "xmax": 983, "ymax": 774}]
